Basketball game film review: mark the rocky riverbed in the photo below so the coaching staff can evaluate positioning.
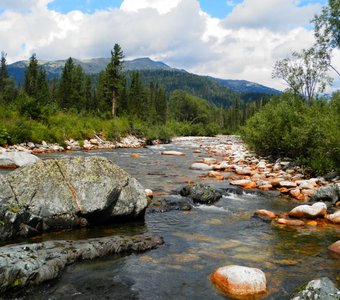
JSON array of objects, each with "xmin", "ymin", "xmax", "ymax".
[{"xmin": 0, "ymin": 135, "xmax": 339, "ymax": 299}]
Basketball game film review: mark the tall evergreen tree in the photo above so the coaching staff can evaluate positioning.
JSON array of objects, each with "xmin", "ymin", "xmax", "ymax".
[
  {"xmin": 99, "ymin": 43, "xmax": 124, "ymax": 117},
  {"xmin": 0, "ymin": 51, "xmax": 8, "ymax": 92}
]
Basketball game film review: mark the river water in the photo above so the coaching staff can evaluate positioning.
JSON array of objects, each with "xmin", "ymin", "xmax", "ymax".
[{"xmin": 3, "ymin": 137, "xmax": 340, "ymax": 299}]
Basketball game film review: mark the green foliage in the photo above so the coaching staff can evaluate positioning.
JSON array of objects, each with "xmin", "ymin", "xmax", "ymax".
[
  {"xmin": 241, "ymin": 92, "xmax": 340, "ymax": 175},
  {"xmin": 0, "ymin": 128, "xmax": 10, "ymax": 146}
]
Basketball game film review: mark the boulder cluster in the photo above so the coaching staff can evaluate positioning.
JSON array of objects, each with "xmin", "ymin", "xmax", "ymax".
[
  {"xmin": 188, "ymin": 137, "xmax": 339, "ymax": 204},
  {"xmin": 0, "ymin": 135, "xmax": 145, "ymax": 158}
]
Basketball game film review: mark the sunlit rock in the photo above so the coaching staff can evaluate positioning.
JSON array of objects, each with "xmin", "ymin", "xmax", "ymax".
[
  {"xmin": 277, "ymin": 218, "xmax": 305, "ymax": 226},
  {"xmin": 235, "ymin": 166, "xmax": 252, "ymax": 176},
  {"xmin": 328, "ymin": 240, "xmax": 340, "ymax": 256},
  {"xmin": 255, "ymin": 209, "xmax": 276, "ymax": 219},
  {"xmin": 279, "ymin": 181, "xmax": 297, "ymax": 188},
  {"xmin": 211, "ymin": 265, "xmax": 266, "ymax": 298},
  {"xmin": 288, "ymin": 202, "xmax": 327, "ymax": 219},
  {"xmin": 190, "ymin": 163, "xmax": 213, "ymax": 171},
  {"xmin": 161, "ymin": 151, "xmax": 185, "ymax": 156},
  {"xmin": 325, "ymin": 210, "xmax": 340, "ymax": 224}
]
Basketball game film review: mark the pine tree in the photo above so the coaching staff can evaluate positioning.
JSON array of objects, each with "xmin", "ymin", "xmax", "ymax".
[
  {"xmin": 0, "ymin": 51, "xmax": 8, "ymax": 92},
  {"xmin": 102, "ymin": 43, "xmax": 124, "ymax": 117}
]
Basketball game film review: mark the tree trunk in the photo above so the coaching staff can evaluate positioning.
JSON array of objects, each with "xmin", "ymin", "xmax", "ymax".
[{"xmin": 112, "ymin": 89, "xmax": 116, "ymax": 117}]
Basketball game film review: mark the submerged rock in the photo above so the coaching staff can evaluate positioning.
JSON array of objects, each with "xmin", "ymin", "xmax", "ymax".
[
  {"xmin": 0, "ymin": 233, "xmax": 163, "ymax": 293},
  {"xmin": 147, "ymin": 195, "xmax": 193, "ymax": 213},
  {"xmin": 291, "ymin": 277, "xmax": 340, "ymax": 300},
  {"xmin": 180, "ymin": 183, "xmax": 222, "ymax": 204},
  {"xmin": 211, "ymin": 265, "xmax": 267, "ymax": 298},
  {"xmin": 0, "ymin": 156, "xmax": 148, "ymax": 241}
]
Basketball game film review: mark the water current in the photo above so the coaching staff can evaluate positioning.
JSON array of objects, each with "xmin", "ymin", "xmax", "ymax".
[{"xmin": 2, "ymin": 137, "xmax": 340, "ymax": 299}]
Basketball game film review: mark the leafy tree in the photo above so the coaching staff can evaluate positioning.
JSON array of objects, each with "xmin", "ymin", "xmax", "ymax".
[
  {"xmin": 313, "ymin": 0, "xmax": 340, "ymax": 50},
  {"xmin": 272, "ymin": 47, "xmax": 332, "ymax": 101}
]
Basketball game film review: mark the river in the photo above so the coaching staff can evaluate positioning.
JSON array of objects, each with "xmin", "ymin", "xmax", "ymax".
[{"xmin": 2, "ymin": 137, "xmax": 340, "ymax": 299}]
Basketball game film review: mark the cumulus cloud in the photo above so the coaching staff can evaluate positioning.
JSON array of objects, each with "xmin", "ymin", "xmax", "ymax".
[
  {"xmin": 120, "ymin": 0, "xmax": 182, "ymax": 14},
  {"xmin": 0, "ymin": 0, "xmax": 338, "ymax": 91},
  {"xmin": 222, "ymin": 0, "xmax": 322, "ymax": 31}
]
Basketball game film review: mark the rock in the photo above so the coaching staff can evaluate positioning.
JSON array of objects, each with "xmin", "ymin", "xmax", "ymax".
[
  {"xmin": 0, "ymin": 152, "xmax": 41, "ymax": 169},
  {"xmin": 291, "ymin": 277, "xmax": 340, "ymax": 300},
  {"xmin": 258, "ymin": 184, "xmax": 273, "ymax": 191},
  {"xmin": 130, "ymin": 153, "xmax": 140, "ymax": 158},
  {"xmin": 325, "ymin": 210, "xmax": 340, "ymax": 224},
  {"xmin": 255, "ymin": 209, "xmax": 276, "ymax": 219},
  {"xmin": 290, "ymin": 188, "xmax": 301, "ymax": 198},
  {"xmin": 235, "ymin": 166, "xmax": 252, "ymax": 176},
  {"xmin": 147, "ymin": 195, "xmax": 192, "ymax": 213},
  {"xmin": 0, "ymin": 156, "xmax": 148, "ymax": 241},
  {"xmin": 202, "ymin": 157, "xmax": 217, "ymax": 164},
  {"xmin": 211, "ymin": 265, "xmax": 266, "ymax": 298},
  {"xmin": 279, "ymin": 181, "xmax": 297, "ymax": 188},
  {"xmin": 277, "ymin": 218, "xmax": 305, "ymax": 226},
  {"xmin": 190, "ymin": 163, "xmax": 213, "ymax": 171},
  {"xmin": 0, "ymin": 233, "xmax": 163, "ymax": 293},
  {"xmin": 180, "ymin": 183, "xmax": 222, "ymax": 204},
  {"xmin": 311, "ymin": 184, "xmax": 340, "ymax": 204},
  {"xmin": 161, "ymin": 151, "xmax": 185, "ymax": 156},
  {"xmin": 145, "ymin": 189, "xmax": 153, "ymax": 198},
  {"xmin": 288, "ymin": 202, "xmax": 327, "ymax": 219},
  {"xmin": 298, "ymin": 181, "xmax": 315, "ymax": 190},
  {"xmin": 328, "ymin": 240, "xmax": 340, "ymax": 256},
  {"xmin": 257, "ymin": 161, "xmax": 267, "ymax": 169},
  {"xmin": 230, "ymin": 179, "xmax": 253, "ymax": 187}
]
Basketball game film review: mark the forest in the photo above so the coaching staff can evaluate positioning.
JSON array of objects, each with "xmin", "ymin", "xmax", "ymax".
[{"xmin": 0, "ymin": 44, "xmax": 267, "ymax": 146}]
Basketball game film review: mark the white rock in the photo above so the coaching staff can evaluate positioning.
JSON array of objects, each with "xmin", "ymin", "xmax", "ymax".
[
  {"xmin": 190, "ymin": 163, "xmax": 213, "ymax": 170},
  {"xmin": 325, "ymin": 210, "xmax": 340, "ymax": 224},
  {"xmin": 0, "ymin": 152, "xmax": 41, "ymax": 168},
  {"xmin": 289, "ymin": 202, "xmax": 327, "ymax": 219},
  {"xmin": 161, "ymin": 151, "xmax": 185, "ymax": 156},
  {"xmin": 211, "ymin": 265, "xmax": 267, "ymax": 297}
]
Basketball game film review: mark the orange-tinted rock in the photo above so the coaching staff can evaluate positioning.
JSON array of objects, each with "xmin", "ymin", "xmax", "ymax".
[
  {"xmin": 278, "ymin": 187, "xmax": 290, "ymax": 193},
  {"xmin": 277, "ymin": 218, "xmax": 305, "ymax": 226},
  {"xmin": 255, "ymin": 209, "xmax": 276, "ymax": 219},
  {"xmin": 130, "ymin": 153, "xmax": 140, "ymax": 158},
  {"xmin": 290, "ymin": 188, "xmax": 301, "ymax": 198},
  {"xmin": 328, "ymin": 240, "xmax": 340, "ymax": 256},
  {"xmin": 258, "ymin": 184, "xmax": 273, "ymax": 191},
  {"xmin": 270, "ymin": 178, "xmax": 285, "ymax": 187},
  {"xmin": 193, "ymin": 149, "xmax": 201, "ymax": 153},
  {"xmin": 215, "ymin": 175, "xmax": 225, "ymax": 181},
  {"xmin": 288, "ymin": 202, "xmax": 327, "ymax": 219},
  {"xmin": 306, "ymin": 220, "xmax": 318, "ymax": 226},
  {"xmin": 211, "ymin": 265, "xmax": 267, "ymax": 298},
  {"xmin": 325, "ymin": 210, "xmax": 340, "ymax": 224},
  {"xmin": 244, "ymin": 182, "xmax": 257, "ymax": 189}
]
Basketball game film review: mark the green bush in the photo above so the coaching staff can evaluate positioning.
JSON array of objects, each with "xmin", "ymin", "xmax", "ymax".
[
  {"xmin": 0, "ymin": 128, "xmax": 11, "ymax": 146},
  {"xmin": 240, "ymin": 92, "xmax": 340, "ymax": 175}
]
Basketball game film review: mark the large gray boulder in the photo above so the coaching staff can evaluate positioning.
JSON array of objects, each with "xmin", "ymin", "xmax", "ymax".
[
  {"xmin": 291, "ymin": 277, "xmax": 340, "ymax": 300},
  {"xmin": 0, "ymin": 156, "xmax": 148, "ymax": 240}
]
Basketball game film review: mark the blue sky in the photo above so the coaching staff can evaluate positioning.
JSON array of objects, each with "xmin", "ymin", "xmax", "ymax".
[
  {"xmin": 47, "ymin": 0, "xmax": 327, "ymax": 18},
  {"xmin": 0, "ymin": 0, "xmax": 337, "ymax": 90}
]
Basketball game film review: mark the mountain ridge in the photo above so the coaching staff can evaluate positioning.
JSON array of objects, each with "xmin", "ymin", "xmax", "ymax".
[{"xmin": 7, "ymin": 57, "xmax": 280, "ymax": 96}]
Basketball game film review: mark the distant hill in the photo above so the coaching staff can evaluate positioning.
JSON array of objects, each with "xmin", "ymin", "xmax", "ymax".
[{"xmin": 7, "ymin": 57, "xmax": 280, "ymax": 106}]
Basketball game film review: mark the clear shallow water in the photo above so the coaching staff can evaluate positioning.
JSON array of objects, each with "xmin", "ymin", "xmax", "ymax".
[{"xmin": 2, "ymin": 139, "xmax": 340, "ymax": 300}]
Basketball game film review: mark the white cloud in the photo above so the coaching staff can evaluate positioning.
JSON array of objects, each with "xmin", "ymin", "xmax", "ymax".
[
  {"xmin": 0, "ymin": 0, "xmax": 338, "ymax": 91},
  {"xmin": 222, "ymin": 0, "xmax": 322, "ymax": 31},
  {"xmin": 120, "ymin": 0, "xmax": 182, "ymax": 14}
]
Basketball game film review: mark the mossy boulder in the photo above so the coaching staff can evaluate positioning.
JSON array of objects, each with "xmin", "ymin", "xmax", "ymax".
[{"xmin": 0, "ymin": 156, "xmax": 147, "ymax": 241}]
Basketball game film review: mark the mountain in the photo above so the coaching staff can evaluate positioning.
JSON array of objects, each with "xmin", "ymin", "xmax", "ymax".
[{"xmin": 7, "ymin": 57, "xmax": 280, "ymax": 105}]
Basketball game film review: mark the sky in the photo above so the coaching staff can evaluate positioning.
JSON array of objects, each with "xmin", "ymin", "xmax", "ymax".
[{"xmin": 0, "ymin": 0, "xmax": 339, "ymax": 91}]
